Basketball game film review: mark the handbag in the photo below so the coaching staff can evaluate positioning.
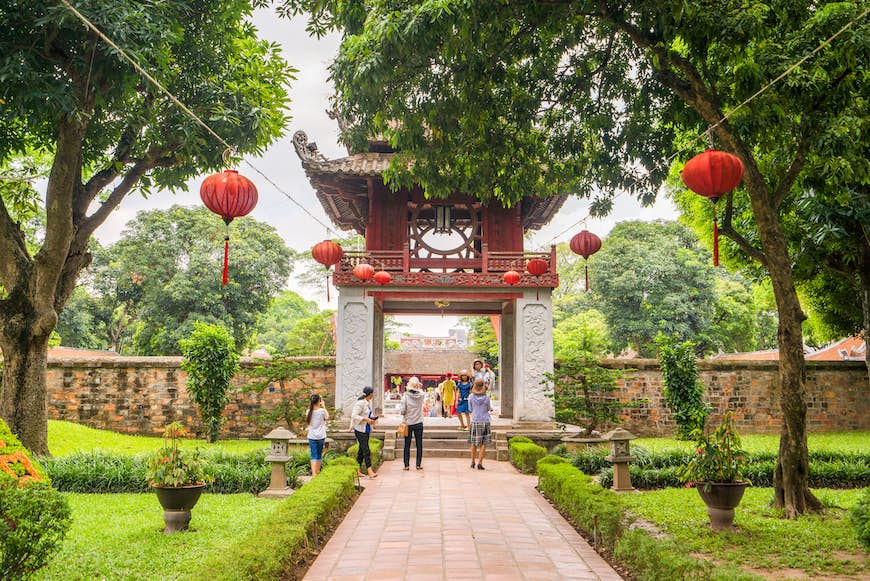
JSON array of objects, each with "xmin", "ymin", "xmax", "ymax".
[{"xmin": 396, "ymin": 422, "xmax": 409, "ymax": 437}]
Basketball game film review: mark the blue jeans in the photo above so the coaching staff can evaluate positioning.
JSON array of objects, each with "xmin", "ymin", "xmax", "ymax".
[
  {"xmin": 309, "ymin": 438, "xmax": 325, "ymax": 461},
  {"xmin": 403, "ymin": 422, "xmax": 424, "ymax": 468}
]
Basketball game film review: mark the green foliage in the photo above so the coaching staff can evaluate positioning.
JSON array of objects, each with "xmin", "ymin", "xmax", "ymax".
[
  {"xmin": 189, "ymin": 460, "xmax": 359, "ymax": 581},
  {"xmin": 0, "ymin": 482, "xmax": 72, "ymax": 580},
  {"xmin": 180, "ymin": 324, "xmax": 240, "ymax": 442},
  {"xmin": 253, "ymin": 291, "xmax": 320, "ymax": 353},
  {"xmin": 0, "ymin": 419, "xmax": 69, "ymax": 580},
  {"xmin": 656, "ymin": 335, "xmax": 708, "ymax": 439},
  {"xmin": 54, "ymin": 287, "xmax": 106, "ymax": 350},
  {"xmin": 40, "ymin": 448, "xmax": 303, "ymax": 494},
  {"xmin": 546, "ymin": 356, "xmax": 631, "ymax": 433},
  {"xmin": 537, "ymin": 460, "xmax": 626, "ymax": 551},
  {"xmin": 509, "ymin": 441, "xmax": 547, "ymax": 474},
  {"xmin": 88, "ymin": 206, "xmax": 292, "ymax": 355},
  {"xmin": 346, "ymin": 438, "xmax": 383, "ymax": 469},
  {"xmin": 553, "ymin": 309, "xmax": 610, "ymax": 360},
  {"xmin": 849, "ymin": 487, "xmax": 870, "ymax": 550},
  {"xmin": 508, "ymin": 435, "xmax": 534, "ymax": 444},
  {"xmin": 242, "ymin": 358, "xmax": 332, "ymax": 435},
  {"xmin": 462, "ymin": 316, "xmax": 499, "ymax": 366},
  {"xmin": 681, "ymin": 413, "xmax": 747, "ymax": 485},
  {"xmin": 145, "ymin": 423, "xmax": 214, "ymax": 487}
]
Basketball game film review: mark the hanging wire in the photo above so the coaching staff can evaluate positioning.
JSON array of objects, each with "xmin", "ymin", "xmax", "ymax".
[
  {"xmin": 539, "ymin": 6, "xmax": 868, "ymax": 250},
  {"xmin": 58, "ymin": 0, "xmax": 337, "ymax": 236}
]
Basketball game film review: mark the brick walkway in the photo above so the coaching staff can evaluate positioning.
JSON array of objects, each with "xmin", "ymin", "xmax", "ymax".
[{"xmin": 303, "ymin": 459, "xmax": 624, "ymax": 581}]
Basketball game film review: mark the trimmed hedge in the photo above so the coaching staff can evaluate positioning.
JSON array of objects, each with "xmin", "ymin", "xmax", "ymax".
[
  {"xmin": 346, "ymin": 438, "xmax": 383, "ymax": 470},
  {"xmin": 569, "ymin": 446, "xmax": 870, "ymax": 490},
  {"xmin": 851, "ymin": 486, "xmax": 870, "ymax": 550},
  {"xmin": 510, "ymin": 439, "xmax": 547, "ymax": 474},
  {"xmin": 40, "ymin": 449, "xmax": 312, "ymax": 493},
  {"xmin": 537, "ymin": 454, "xmax": 761, "ymax": 581},
  {"xmin": 190, "ymin": 457, "xmax": 359, "ymax": 581}
]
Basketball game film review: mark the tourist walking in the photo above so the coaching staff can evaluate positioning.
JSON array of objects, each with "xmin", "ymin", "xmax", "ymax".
[
  {"xmin": 399, "ymin": 377, "xmax": 426, "ymax": 470},
  {"xmin": 441, "ymin": 373, "xmax": 456, "ymax": 418},
  {"xmin": 472, "ymin": 359, "xmax": 486, "ymax": 384},
  {"xmin": 483, "ymin": 363, "xmax": 497, "ymax": 399},
  {"xmin": 351, "ymin": 387, "xmax": 378, "ymax": 478},
  {"xmin": 306, "ymin": 393, "xmax": 329, "ymax": 476},
  {"xmin": 455, "ymin": 370, "xmax": 472, "ymax": 431},
  {"xmin": 468, "ymin": 379, "xmax": 493, "ymax": 469}
]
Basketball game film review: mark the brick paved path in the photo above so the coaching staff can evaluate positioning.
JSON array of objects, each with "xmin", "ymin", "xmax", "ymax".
[{"xmin": 303, "ymin": 459, "xmax": 624, "ymax": 581}]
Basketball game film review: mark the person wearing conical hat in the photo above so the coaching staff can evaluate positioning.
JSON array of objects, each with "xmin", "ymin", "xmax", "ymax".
[{"xmin": 455, "ymin": 369, "xmax": 473, "ymax": 431}]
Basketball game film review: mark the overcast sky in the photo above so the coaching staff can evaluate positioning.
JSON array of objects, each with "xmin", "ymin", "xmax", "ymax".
[{"xmin": 90, "ymin": 7, "xmax": 678, "ymax": 337}]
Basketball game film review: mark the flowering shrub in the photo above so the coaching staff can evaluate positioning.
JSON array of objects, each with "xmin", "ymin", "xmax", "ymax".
[
  {"xmin": 0, "ymin": 419, "xmax": 70, "ymax": 579},
  {"xmin": 680, "ymin": 412, "xmax": 747, "ymax": 485},
  {"xmin": 146, "ymin": 423, "xmax": 214, "ymax": 487}
]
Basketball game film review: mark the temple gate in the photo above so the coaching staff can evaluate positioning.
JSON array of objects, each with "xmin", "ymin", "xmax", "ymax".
[{"xmin": 294, "ymin": 131, "xmax": 566, "ymax": 424}]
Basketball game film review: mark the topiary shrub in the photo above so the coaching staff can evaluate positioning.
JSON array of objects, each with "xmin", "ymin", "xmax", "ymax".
[
  {"xmin": 656, "ymin": 334, "xmax": 709, "ymax": 439},
  {"xmin": 0, "ymin": 420, "xmax": 71, "ymax": 580},
  {"xmin": 850, "ymin": 487, "xmax": 870, "ymax": 550},
  {"xmin": 509, "ymin": 440, "xmax": 547, "ymax": 474},
  {"xmin": 180, "ymin": 322, "xmax": 240, "ymax": 443},
  {"xmin": 508, "ymin": 435, "xmax": 534, "ymax": 444}
]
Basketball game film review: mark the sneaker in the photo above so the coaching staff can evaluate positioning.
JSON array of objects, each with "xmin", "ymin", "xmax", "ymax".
[
  {"xmin": 416, "ymin": 466, "xmax": 423, "ymax": 471},
  {"xmin": 403, "ymin": 466, "xmax": 410, "ymax": 471},
  {"xmin": 477, "ymin": 464, "xmax": 485, "ymax": 470},
  {"xmin": 470, "ymin": 462, "xmax": 476, "ymax": 469}
]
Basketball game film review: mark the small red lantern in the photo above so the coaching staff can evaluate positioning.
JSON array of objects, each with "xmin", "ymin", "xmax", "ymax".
[
  {"xmin": 311, "ymin": 240, "xmax": 344, "ymax": 301},
  {"xmin": 200, "ymin": 169, "xmax": 258, "ymax": 286},
  {"xmin": 503, "ymin": 270, "xmax": 521, "ymax": 285},
  {"xmin": 373, "ymin": 270, "xmax": 392, "ymax": 285},
  {"xmin": 569, "ymin": 230, "xmax": 602, "ymax": 292},
  {"xmin": 353, "ymin": 263, "xmax": 375, "ymax": 281},
  {"xmin": 526, "ymin": 258, "xmax": 549, "ymax": 277},
  {"xmin": 681, "ymin": 149, "xmax": 744, "ymax": 266}
]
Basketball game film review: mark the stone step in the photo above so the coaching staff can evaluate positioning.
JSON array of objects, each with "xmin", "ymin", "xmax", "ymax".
[
  {"xmin": 395, "ymin": 438, "xmax": 481, "ymax": 450},
  {"xmin": 415, "ymin": 448, "xmax": 499, "ymax": 460}
]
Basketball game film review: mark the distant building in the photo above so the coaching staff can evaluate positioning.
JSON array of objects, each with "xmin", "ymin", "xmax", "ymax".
[
  {"xmin": 713, "ymin": 334, "xmax": 866, "ymax": 362},
  {"xmin": 399, "ymin": 335, "xmax": 459, "ymax": 351}
]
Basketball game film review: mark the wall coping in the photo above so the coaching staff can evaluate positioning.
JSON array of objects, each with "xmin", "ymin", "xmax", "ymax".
[
  {"xmin": 45, "ymin": 355, "xmax": 336, "ymax": 369},
  {"xmin": 571, "ymin": 358, "xmax": 867, "ymax": 372}
]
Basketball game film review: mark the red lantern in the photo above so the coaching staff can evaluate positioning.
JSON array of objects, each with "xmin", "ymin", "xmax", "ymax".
[
  {"xmin": 503, "ymin": 270, "xmax": 521, "ymax": 285},
  {"xmin": 353, "ymin": 263, "xmax": 375, "ymax": 281},
  {"xmin": 569, "ymin": 230, "xmax": 602, "ymax": 292},
  {"xmin": 526, "ymin": 258, "xmax": 549, "ymax": 277},
  {"xmin": 681, "ymin": 149, "xmax": 744, "ymax": 266},
  {"xmin": 311, "ymin": 240, "xmax": 344, "ymax": 301},
  {"xmin": 200, "ymin": 169, "xmax": 259, "ymax": 286},
  {"xmin": 373, "ymin": 270, "xmax": 392, "ymax": 285}
]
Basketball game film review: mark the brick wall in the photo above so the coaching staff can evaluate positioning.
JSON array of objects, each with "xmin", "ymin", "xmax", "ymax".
[
  {"xmin": 605, "ymin": 359, "xmax": 869, "ymax": 436},
  {"xmin": 45, "ymin": 355, "xmax": 867, "ymax": 438},
  {"xmin": 46, "ymin": 355, "xmax": 335, "ymax": 438}
]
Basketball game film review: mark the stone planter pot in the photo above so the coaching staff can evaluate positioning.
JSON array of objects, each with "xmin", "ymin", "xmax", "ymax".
[
  {"xmin": 152, "ymin": 484, "xmax": 206, "ymax": 533},
  {"xmin": 696, "ymin": 481, "xmax": 748, "ymax": 531}
]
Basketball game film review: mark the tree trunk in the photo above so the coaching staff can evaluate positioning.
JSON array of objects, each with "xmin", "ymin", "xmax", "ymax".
[{"xmin": 0, "ymin": 329, "xmax": 52, "ymax": 456}]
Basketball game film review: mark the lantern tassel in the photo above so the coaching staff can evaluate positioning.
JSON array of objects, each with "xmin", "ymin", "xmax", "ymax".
[
  {"xmin": 222, "ymin": 236, "xmax": 229, "ymax": 286},
  {"xmin": 326, "ymin": 272, "xmax": 330, "ymax": 302},
  {"xmin": 712, "ymin": 218, "xmax": 719, "ymax": 267},
  {"xmin": 585, "ymin": 263, "xmax": 590, "ymax": 292}
]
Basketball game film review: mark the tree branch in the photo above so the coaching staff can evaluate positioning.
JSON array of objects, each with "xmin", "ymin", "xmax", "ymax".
[
  {"xmin": 719, "ymin": 193, "xmax": 768, "ymax": 266},
  {"xmin": 0, "ymin": 197, "xmax": 30, "ymax": 287}
]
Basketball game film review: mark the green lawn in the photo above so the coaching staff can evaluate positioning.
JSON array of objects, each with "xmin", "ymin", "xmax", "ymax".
[
  {"xmin": 34, "ymin": 493, "xmax": 277, "ymax": 581},
  {"xmin": 634, "ymin": 431, "xmax": 870, "ymax": 454},
  {"xmin": 48, "ymin": 420, "xmax": 270, "ymax": 456},
  {"xmin": 622, "ymin": 487, "xmax": 868, "ymax": 579}
]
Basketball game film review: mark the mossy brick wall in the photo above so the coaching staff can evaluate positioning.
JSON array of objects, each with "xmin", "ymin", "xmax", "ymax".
[
  {"xmin": 45, "ymin": 355, "xmax": 336, "ymax": 438},
  {"xmin": 601, "ymin": 359, "xmax": 869, "ymax": 436}
]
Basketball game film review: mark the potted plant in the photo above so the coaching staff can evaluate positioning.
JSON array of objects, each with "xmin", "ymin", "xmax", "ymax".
[
  {"xmin": 146, "ymin": 422, "xmax": 214, "ymax": 533},
  {"xmin": 681, "ymin": 412, "xmax": 749, "ymax": 530}
]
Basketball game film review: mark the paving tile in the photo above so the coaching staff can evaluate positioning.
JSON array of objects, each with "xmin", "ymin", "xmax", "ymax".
[{"xmin": 302, "ymin": 459, "xmax": 623, "ymax": 581}]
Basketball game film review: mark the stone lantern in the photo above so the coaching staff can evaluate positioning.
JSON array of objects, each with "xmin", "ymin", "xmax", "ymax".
[
  {"xmin": 603, "ymin": 427, "xmax": 637, "ymax": 492},
  {"xmin": 258, "ymin": 427, "xmax": 294, "ymax": 498}
]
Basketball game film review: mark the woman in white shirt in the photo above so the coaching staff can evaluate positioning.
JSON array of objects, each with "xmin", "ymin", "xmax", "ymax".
[
  {"xmin": 306, "ymin": 393, "xmax": 329, "ymax": 476},
  {"xmin": 350, "ymin": 387, "xmax": 378, "ymax": 478}
]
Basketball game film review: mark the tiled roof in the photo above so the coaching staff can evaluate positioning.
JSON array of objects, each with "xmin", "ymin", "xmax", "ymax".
[
  {"xmin": 712, "ymin": 335, "xmax": 866, "ymax": 362},
  {"xmin": 304, "ymin": 153, "xmax": 394, "ymax": 177}
]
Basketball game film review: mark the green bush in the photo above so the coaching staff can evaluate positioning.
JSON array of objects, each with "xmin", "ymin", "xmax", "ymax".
[
  {"xmin": 180, "ymin": 322, "xmax": 240, "ymax": 443},
  {"xmin": 0, "ymin": 420, "xmax": 70, "ymax": 580},
  {"xmin": 346, "ymin": 438, "xmax": 383, "ymax": 470},
  {"xmin": 850, "ymin": 487, "xmax": 870, "ymax": 549},
  {"xmin": 41, "ymin": 449, "xmax": 286, "ymax": 494},
  {"xmin": 537, "ymin": 460, "xmax": 625, "ymax": 550},
  {"xmin": 656, "ymin": 334, "xmax": 708, "ymax": 439},
  {"xmin": 190, "ymin": 459, "xmax": 359, "ymax": 580},
  {"xmin": 510, "ymin": 441, "xmax": 547, "ymax": 474},
  {"xmin": 508, "ymin": 435, "xmax": 534, "ymax": 444}
]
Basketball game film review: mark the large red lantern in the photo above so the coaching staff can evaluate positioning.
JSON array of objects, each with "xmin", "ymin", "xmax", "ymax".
[
  {"xmin": 503, "ymin": 270, "xmax": 521, "ymax": 286},
  {"xmin": 681, "ymin": 149, "xmax": 744, "ymax": 266},
  {"xmin": 200, "ymin": 169, "xmax": 258, "ymax": 285},
  {"xmin": 353, "ymin": 263, "xmax": 375, "ymax": 281},
  {"xmin": 569, "ymin": 230, "xmax": 602, "ymax": 292},
  {"xmin": 311, "ymin": 240, "xmax": 344, "ymax": 300},
  {"xmin": 373, "ymin": 270, "xmax": 392, "ymax": 285},
  {"xmin": 526, "ymin": 258, "xmax": 549, "ymax": 299}
]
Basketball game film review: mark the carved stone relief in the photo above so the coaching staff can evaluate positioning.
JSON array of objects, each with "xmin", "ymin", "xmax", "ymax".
[
  {"xmin": 338, "ymin": 301, "xmax": 372, "ymax": 412},
  {"xmin": 521, "ymin": 302, "xmax": 554, "ymax": 421}
]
